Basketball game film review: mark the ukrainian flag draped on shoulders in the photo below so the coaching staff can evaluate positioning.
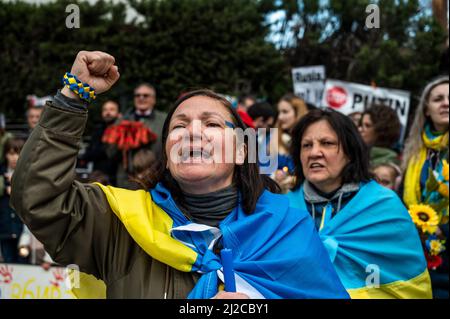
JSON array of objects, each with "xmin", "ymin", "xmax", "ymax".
[
  {"xmin": 287, "ymin": 180, "xmax": 432, "ymax": 299},
  {"xmin": 74, "ymin": 182, "xmax": 349, "ymax": 299}
]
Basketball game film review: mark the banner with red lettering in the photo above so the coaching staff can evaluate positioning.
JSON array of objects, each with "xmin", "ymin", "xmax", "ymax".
[
  {"xmin": 0, "ymin": 263, "xmax": 74, "ymax": 299},
  {"xmin": 321, "ymin": 79, "xmax": 410, "ymax": 141}
]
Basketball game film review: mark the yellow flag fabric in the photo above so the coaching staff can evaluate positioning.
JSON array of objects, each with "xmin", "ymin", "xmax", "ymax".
[
  {"xmin": 70, "ymin": 184, "xmax": 198, "ymax": 299},
  {"xmin": 348, "ymin": 269, "xmax": 432, "ymax": 299},
  {"xmin": 403, "ymin": 147, "xmax": 427, "ymax": 207},
  {"xmin": 95, "ymin": 184, "xmax": 198, "ymax": 272}
]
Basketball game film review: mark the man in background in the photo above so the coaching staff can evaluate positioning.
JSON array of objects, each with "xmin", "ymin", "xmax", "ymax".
[
  {"xmin": 122, "ymin": 83, "xmax": 167, "ymax": 155},
  {"xmin": 81, "ymin": 100, "xmax": 122, "ymax": 186},
  {"xmin": 117, "ymin": 83, "xmax": 167, "ymax": 187}
]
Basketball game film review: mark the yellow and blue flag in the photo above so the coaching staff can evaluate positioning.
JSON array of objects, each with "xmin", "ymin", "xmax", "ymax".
[
  {"xmin": 287, "ymin": 180, "xmax": 432, "ymax": 298},
  {"xmin": 93, "ymin": 182, "xmax": 349, "ymax": 299}
]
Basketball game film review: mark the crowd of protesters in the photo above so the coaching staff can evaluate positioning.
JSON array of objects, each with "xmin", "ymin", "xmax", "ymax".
[{"xmin": 0, "ymin": 57, "xmax": 448, "ymax": 298}]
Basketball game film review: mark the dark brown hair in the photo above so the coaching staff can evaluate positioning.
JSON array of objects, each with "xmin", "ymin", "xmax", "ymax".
[
  {"xmin": 136, "ymin": 89, "xmax": 280, "ymax": 214},
  {"xmin": 87, "ymin": 170, "xmax": 110, "ymax": 185},
  {"xmin": 132, "ymin": 149, "xmax": 156, "ymax": 176},
  {"xmin": 362, "ymin": 104, "xmax": 401, "ymax": 148},
  {"xmin": 290, "ymin": 108, "xmax": 372, "ymax": 190},
  {"xmin": 4, "ymin": 138, "xmax": 25, "ymax": 161}
]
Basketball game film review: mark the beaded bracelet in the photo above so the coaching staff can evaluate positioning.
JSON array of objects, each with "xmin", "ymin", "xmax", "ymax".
[{"xmin": 62, "ymin": 72, "xmax": 96, "ymax": 103}]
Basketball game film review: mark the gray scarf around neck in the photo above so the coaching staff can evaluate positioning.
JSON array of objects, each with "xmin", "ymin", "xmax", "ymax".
[{"xmin": 178, "ymin": 185, "xmax": 238, "ymax": 227}]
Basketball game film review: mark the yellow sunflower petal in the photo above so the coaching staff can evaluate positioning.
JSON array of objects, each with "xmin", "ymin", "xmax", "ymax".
[
  {"xmin": 408, "ymin": 204, "xmax": 440, "ymax": 233},
  {"xmin": 423, "ymin": 224, "xmax": 438, "ymax": 234},
  {"xmin": 438, "ymin": 183, "xmax": 449, "ymax": 198},
  {"xmin": 429, "ymin": 240, "xmax": 445, "ymax": 256},
  {"xmin": 443, "ymin": 160, "xmax": 449, "ymax": 182}
]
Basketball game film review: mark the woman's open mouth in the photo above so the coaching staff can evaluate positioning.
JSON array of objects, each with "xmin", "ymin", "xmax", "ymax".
[
  {"xmin": 309, "ymin": 162, "xmax": 325, "ymax": 171},
  {"xmin": 180, "ymin": 148, "xmax": 212, "ymax": 162},
  {"xmin": 439, "ymin": 109, "xmax": 449, "ymax": 117}
]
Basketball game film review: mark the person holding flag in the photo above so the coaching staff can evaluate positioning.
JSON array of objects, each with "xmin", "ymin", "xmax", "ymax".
[
  {"xmin": 287, "ymin": 108, "xmax": 432, "ymax": 298},
  {"xmin": 10, "ymin": 51, "xmax": 348, "ymax": 299}
]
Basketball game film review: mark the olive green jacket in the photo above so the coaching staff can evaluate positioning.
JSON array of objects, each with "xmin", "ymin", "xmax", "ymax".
[
  {"xmin": 370, "ymin": 146, "xmax": 400, "ymax": 167},
  {"xmin": 10, "ymin": 100, "xmax": 198, "ymax": 298}
]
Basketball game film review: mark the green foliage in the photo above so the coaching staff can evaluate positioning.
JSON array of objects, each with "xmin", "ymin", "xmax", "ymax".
[
  {"xmin": 0, "ymin": 0, "xmax": 287, "ymax": 123},
  {"xmin": 273, "ymin": 0, "xmax": 447, "ymax": 99},
  {"xmin": 1, "ymin": 0, "xmax": 446, "ymax": 128}
]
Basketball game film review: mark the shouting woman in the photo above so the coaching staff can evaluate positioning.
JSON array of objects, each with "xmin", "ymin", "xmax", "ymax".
[{"xmin": 10, "ymin": 51, "xmax": 348, "ymax": 299}]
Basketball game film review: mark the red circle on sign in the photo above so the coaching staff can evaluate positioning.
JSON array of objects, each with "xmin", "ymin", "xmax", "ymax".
[{"xmin": 326, "ymin": 86, "xmax": 347, "ymax": 108}]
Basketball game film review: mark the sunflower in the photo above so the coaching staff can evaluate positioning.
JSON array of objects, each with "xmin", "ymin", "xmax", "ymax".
[
  {"xmin": 443, "ymin": 160, "xmax": 449, "ymax": 182},
  {"xmin": 438, "ymin": 182, "xmax": 449, "ymax": 198},
  {"xmin": 409, "ymin": 204, "xmax": 440, "ymax": 234},
  {"xmin": 429, "ymin": 239, "xmax": 446, "ymax": 256}
]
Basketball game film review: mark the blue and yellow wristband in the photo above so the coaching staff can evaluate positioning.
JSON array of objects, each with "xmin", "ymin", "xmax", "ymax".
[{"xmin": 62, "ymin": 72, "xmax": 96, "ymax": 103}]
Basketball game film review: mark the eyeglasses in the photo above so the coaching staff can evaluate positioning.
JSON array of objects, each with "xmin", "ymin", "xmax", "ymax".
[{"xmin": 134, "ymin": 93, "xmax": 154, "ymax": 98}]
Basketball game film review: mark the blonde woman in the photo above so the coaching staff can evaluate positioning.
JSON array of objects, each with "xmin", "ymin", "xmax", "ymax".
[
  {"xmin": 402, "ymin": 75, "xmax": 449, "ymax": 298},
  {"xmin": 270, "ymin": 94, "xmax": 308, "ymax": 191}
]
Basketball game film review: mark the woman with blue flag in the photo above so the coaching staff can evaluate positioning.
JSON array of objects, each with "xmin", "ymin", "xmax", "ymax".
[
  {"xmin": 10, "ymin": 51, "xmax": 348, "ymax": 299},
  {"xmin": 287, "ymin": 108, "xmax": 432, "ymax": 298}
]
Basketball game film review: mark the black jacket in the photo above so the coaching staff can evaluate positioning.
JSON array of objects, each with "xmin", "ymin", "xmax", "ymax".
[{"xmin": 0, "ymin": 165, "xmax": 23, "ymax": 239}]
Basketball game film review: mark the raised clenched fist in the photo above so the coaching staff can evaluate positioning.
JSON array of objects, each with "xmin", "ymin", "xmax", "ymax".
[{"xmin": 66, "ymin": 51, "xmax": 120, "ymax": 96}]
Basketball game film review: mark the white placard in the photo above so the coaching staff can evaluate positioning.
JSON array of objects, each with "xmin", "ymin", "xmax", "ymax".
[
  {"xmin": 0, "ymin": 263, "xmax": 74, "ymax": 299},
  {"xmin": 292, "ymin": 66, "xmax": 326, "ymax": 107},
  {"xmin": 321, "ymin": 79, "xmax": 410, "ymax": 141}
]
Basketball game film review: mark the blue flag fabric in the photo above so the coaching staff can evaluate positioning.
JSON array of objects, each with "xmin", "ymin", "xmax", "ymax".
[
  {"xmin": 287, "ymin": 181, "xmax": 431, "ymax": 298},
  {"xmin": 150, "ymin": 183, "xmax": 349, "ymax": 299}
]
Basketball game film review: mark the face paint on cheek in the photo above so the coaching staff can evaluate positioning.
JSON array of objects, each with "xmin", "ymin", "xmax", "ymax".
[{"xmin": 225, "ymin": 121, "xmax": 235, "ymax": 129}]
